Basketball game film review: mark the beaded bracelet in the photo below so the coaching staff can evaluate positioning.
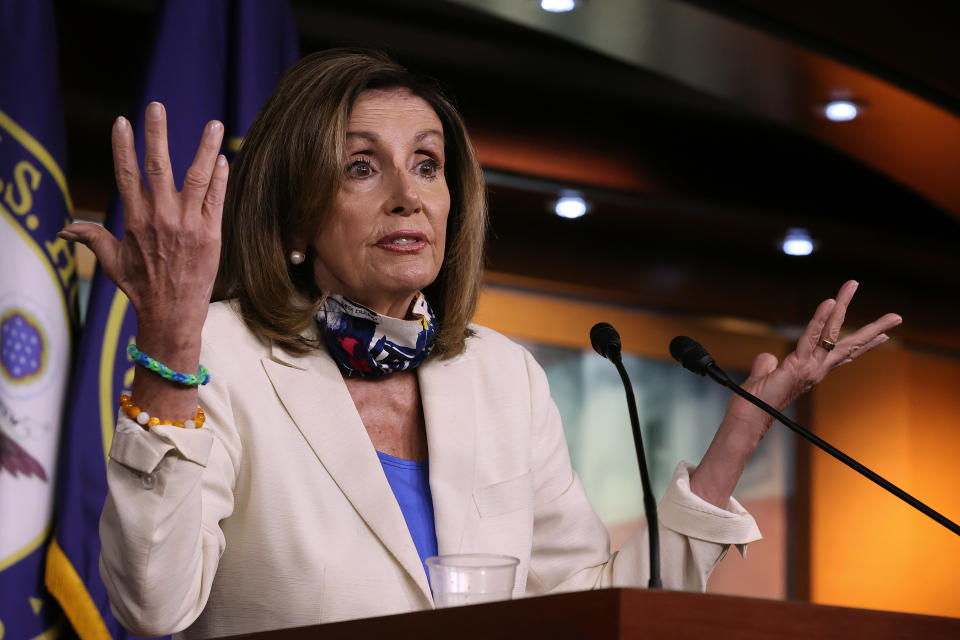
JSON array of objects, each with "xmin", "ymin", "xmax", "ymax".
[
  {"xmin": 127, "ymin": 343, "xmax": 211, "ymax": 386},
  {"xmin": 119, "ymin": 394, "xmax": 205, "ymax": 429}
]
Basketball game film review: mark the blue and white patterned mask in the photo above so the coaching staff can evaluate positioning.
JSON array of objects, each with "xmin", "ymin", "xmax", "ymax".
[{"xmin": 315, "ymin": 293, "xmax": 437, "ymax": 377}]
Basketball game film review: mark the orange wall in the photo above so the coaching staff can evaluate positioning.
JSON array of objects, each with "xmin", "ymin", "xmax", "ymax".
[
  {"xmin": 475, "ymin": 283, "xmax": 790, "ymax": 369},
  {"xmin": 810, "ymin": 345, "xmax": 960, "ymax": 617},
  {"xmin": 476, "ymin": 283, "xmax": 794, "ymax": 601},
  {"xmin": 479, "ymin": 282, "xmax": 960, "ymax": 617}
]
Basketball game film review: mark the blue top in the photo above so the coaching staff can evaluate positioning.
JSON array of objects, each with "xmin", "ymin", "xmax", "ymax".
[{"xmin": 376, "ymin": 451, "xmax": 439, "ymax": 582}]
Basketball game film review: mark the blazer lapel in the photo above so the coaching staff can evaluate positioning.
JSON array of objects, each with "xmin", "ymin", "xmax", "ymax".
[
  {"xmin": 419, "ymin": 351, "xmax": 476, "ymax": 556},
  {"xmin": 261, "ymin": 342, "xmax": 433, "ymax": 605}
]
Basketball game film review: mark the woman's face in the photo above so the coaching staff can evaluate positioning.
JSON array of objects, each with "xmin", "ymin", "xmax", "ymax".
[{"xmin": 308, "ymin": 88, "xmax": 450, "ymax": 318}]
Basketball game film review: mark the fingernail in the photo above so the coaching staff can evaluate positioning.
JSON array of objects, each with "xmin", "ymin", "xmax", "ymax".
[
  {"xmin": 115, "ymin": 116, "xmax": 128, "ymax": 130},
  {"xmin": 58, "ymin": 230, "xmax": 79, "ymax": 241},
  {"xmin": 147, "ymin": 102, "xmax": 162, "ymax": 120},
  {"xmin": 216, "ymin": 155, "xmax": 227, "ymax": 167},
  {"xmin": 210, "ymin": 121, "xmax": 223, "ymax": 133}
]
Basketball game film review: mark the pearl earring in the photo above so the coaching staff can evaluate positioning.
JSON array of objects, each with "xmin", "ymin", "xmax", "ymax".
[{"xmin": 289, "ymin": 250, "xmax": 305, "ymax": 265}]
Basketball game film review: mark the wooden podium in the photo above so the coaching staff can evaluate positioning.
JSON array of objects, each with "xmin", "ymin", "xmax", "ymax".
[{"xmin": 228, "ymin": 589, "xmax": 960, "ymax": 639}]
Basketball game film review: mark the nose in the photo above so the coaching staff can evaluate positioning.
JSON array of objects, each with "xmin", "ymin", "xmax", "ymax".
[{"xmin": 385, "ymin": 168, "xmax": 422, "ymax": 216}]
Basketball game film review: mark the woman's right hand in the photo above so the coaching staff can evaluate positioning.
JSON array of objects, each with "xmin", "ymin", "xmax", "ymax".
[
  {"xmin": 58, "ymin": 102, "xmax": 228, "ymax": 331},
  {"xmin": 58, "ymin": 102, "xmax": 228, "ymax": 421}
]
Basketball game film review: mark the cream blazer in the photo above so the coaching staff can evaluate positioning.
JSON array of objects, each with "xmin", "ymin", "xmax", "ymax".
[{"xmin": 99, "ymin": 301, "xmax": 761, "ymax": 639}]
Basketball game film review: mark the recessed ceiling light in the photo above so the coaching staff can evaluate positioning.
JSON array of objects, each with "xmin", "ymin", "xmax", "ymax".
[
  {"xmin": 540, "ymin": 0, "xmax": 577, "ymax": 13},
  {"xmin": 823, "ymin": 100, "xmax": 859, "ymax": 122},
  {"xmin": 782, "ymin": 228, "xmax": 815, "ymax": 256},
  {"xmin": 555, "ymin": 196, "xmax": 587, "ymax": 219}
]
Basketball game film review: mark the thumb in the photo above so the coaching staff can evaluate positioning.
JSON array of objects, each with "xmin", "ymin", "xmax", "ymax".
[
  {"xmin": 58, "ymin": 222, "xmax": 121, "ymax": 282},
  {"xmin": 747, "ymin": 352, "xmax": 779, "ymax": 382}
]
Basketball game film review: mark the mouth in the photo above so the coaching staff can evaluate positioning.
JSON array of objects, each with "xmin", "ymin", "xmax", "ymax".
[{"xmin": 375, "ymin": 230, "xmax": 428, "ymax": 253}]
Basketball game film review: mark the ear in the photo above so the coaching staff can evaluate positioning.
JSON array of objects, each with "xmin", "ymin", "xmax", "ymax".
[
  {"xmin": 286, "ymin": 236, "xmax": 309, "ymax": 266},
  {"xmin": 288, "ymin": 233, "xmax": 307, "ymax": 251}
]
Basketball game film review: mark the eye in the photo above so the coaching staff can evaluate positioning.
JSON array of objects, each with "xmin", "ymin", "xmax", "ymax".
[
  {"xmin": 416, "ymin": 158, "xmax": 442, "ymax": 180},
  {"xmin": 346, "ymin": 158, "xmax": 375, "ymax": 179}
]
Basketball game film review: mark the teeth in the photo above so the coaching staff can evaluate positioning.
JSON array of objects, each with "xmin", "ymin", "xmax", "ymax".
[{"xmin": 391, "ymin": 238, "xmax": 417, "ymax": 244}]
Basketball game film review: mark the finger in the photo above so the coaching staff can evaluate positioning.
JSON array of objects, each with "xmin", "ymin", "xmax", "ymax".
[
  {"xmin": 111, "ymin": 116, "xmax": 147, "ymax": 218},
  {"xmin": 142, "ymin": 102, "xmax": 176, "ymax": 200},
  {"xmin": 828, "ymin": 312, "xmax": 902, "ymax": 362},
  {"xmin": 202, "ymin": 154, "xmax": 229, "ymax": 223},
  {"xmin": 836, "ymin": 312, "xmax": 902, "ymax": 348},
  {"xmin": 820, "ymin": 280, "xmax": 859, "ymax": 343},
  {"xmin": 833, "ymin": 333, "xmax": 890, "ymax": 367},
  {"xmin": 750, "ymin": 352, "xmax": 779, "ymax": 379},
  {"xmin": 740, "ymin": 352, "xmax": 778, "ymax": 393},
  {"xmin": 182, "ymin": 120, "xmax": 225, "ymax": 210},
  {"xmin": 745, "ymin": 353, "xmax": 780, "ymax": 384},
  {"xmin": 797, "ymin": 298, "xmax": 837, "ymax": 359},
  {"xmin": 58, "ymin": 222, "xmax": 122, "ymax": 283}
]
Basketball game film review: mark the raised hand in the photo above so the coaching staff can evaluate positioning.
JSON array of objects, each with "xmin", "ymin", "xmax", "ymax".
[
  {"xmin": 58, "ymin": 102, "xmax": 227, "ymax": 328},
  {"xmin": 729, "ymin": 280, "xmax": 902, "ymax": 436},
  {"xmin": 691, "ymin": 280, "xmax": 902, "ymax": 506},
  {"xmin": 58, "ymin": 102, "xmax": 228, "ymax": 421}
]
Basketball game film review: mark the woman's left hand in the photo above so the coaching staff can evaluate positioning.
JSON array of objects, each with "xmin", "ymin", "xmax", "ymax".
[
  {"xmin": 729, "ymin": 280, "xmax": 902, "ymax": 438},
  {"xmin": 691, "ymin": 280, "xmax": 901, "ymax": 506}
]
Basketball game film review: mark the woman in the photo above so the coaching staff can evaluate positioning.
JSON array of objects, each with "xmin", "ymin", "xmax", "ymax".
[{"xmin": 60, "ymin": 50, "xmax": 900, "ymax": 638}]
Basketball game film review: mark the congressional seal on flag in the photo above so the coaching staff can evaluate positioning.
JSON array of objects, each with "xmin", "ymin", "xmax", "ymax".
[
  {"xmin": 0, "ymin": 106, "xmax": 75, "ymax": 523},
  {"xmin": 0, "ymin": 4, "xmax": 77, "ymax": 638}
]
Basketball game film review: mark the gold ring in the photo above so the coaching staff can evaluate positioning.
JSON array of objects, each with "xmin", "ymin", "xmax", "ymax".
[{"xmin": 820, "ymin": 339, "xmax": 836, "ymax": 351}]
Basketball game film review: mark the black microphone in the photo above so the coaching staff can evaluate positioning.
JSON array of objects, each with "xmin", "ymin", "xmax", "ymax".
[
  {"xmin": 669, "ymin": 335, "xmax": 733, "ymax": 387},
  {"xmin": 590, "ymin": 322, "xmax": 662, "ymax": 588},
  {"xmin": 590, "ymin": 322, "xmax": 622, "ymax": 362},
  {"xmin": 670, "ymin": 336, "xmax": 960, "ymax": 537}
]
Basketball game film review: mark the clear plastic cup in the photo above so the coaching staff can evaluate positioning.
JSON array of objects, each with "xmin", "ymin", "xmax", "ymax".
[{"xmin": 425, "ymin": 554, "xmax": 520, "ymax": 608}]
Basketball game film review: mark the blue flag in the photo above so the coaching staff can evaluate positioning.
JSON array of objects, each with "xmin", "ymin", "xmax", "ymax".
[
  {"xmin": 45, "ymin": 2, "xmax": 298, "ymax": 638},
  {"xmin": 0, "ymin": 1, "xmax": 77, "ymax": 639}
]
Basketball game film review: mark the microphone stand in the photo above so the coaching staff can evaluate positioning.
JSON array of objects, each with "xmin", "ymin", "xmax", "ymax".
[
  {"xmin": 700, "ymin": 357, "xmax": 960, "ymax": 537},
  {"xmin": 591, "ymin": 323, "xmax": 662, "ymax": 587},
  {"xmin": 610, "ymin": 352, "xmax": 663, "ymax": 588}
]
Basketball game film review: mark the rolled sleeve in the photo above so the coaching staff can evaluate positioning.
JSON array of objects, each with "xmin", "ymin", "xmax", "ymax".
[
  {"xmin": 659, "ymin": 461, "xmax": 762, "ymax": 556},
  {"xmin": 100, "ymin": 333, "xmax": 239, "ymax": 637},
  {"xmin": 108, "ymin": 414, "xmax": 214, "ymax": 473}
]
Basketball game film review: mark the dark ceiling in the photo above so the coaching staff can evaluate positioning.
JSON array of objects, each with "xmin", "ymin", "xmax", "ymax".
[
  {"xmin": 685, "ymin": 0, "xmax": 960, "ymax": 115},
  {"xmin": 55, "ymin": 0, "xmax": 960, "ymax": 354}
]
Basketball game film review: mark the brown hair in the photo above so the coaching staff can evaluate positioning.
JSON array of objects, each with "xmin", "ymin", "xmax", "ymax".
[{"xmin": 213, "ymin": 49, "xmax": 487, "ymax": 359}]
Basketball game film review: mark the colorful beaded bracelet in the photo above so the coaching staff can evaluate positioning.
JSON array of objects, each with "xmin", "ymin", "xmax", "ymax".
[
  {"xmin": 127, "ymin": 343, "xmax": 211, "ymax": 386},
  {"xmin": 119, "ymin": 394, "xmax": 205, "ymax": 429}
]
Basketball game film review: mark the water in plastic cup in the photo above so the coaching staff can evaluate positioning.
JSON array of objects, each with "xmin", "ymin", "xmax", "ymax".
[{"xmin": 425, "ymin": 554, "xmax": 520, "ymax": 608}]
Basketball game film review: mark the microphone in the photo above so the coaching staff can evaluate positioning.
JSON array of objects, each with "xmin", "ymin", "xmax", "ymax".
[
  {"xmin": 669, "ymin": 336, "xmax": 732, "ymax": 387},
  {"xmin": 590, "ymin": 322, "xmax": 662, "ymax": 588},
  {"xmin": 670, "ymin": 336, "xmax": 960, "ymax": 537},
  {"xmin": 590, "ymin": 322, "xmax": 622, "ymax": 361},
  {"xmin": 669, "ymin": 335, "xmax": 715, "ymax": 375}
]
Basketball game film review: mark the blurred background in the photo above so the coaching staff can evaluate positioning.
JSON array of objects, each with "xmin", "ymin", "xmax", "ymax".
[{"xmin": 57, "ymin": 0, "xmax": 960, "ymax": 620}]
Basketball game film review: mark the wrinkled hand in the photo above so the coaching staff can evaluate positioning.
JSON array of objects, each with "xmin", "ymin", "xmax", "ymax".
[
  {"xmin": 729, "ymin": 280, "xmax": 902, "ymax": 436},
  {"xmin": 58, "ymin": 102, "xmax": 227, "ymax": 329}
]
